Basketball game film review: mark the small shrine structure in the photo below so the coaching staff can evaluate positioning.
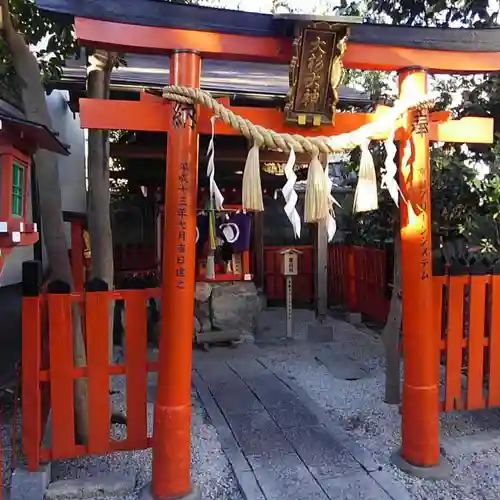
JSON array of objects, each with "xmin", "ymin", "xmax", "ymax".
[{"xmin": 0, "ymin": 100, "xmax": 69, "ymax": 274}]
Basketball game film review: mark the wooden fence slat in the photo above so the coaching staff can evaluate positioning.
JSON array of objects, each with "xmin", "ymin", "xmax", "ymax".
[
  {"xmin": 347, "ymin": 249, "xmax": 357, "ymax": 312},
  {"xmin": 489, "ymin": 275, "xmax": 500, "ymax": 406},
  {"xmin": 444, "ymin": 276, "xmax": 468, "ymax": 411},
  {"xmin": 86, "ymin": 287, "xmax": 111, "ymax": 455},
  {"xmin": 433, "ymin": 276, "xmax": 445, "ymax": 345},
  {"xmin": 48, "ymin": 292, "xmax": 76, "ymax": 458},
  {"xmin": 466, "ymin": 276, "xmax": 488, "ymax": 410},
  {"xmin": 124, "ymin": 291, "xmax": 149, "ymax": 448},
  {"xmin": 22, "ymin": 296, "xmax": 42, "ymax": 471}
]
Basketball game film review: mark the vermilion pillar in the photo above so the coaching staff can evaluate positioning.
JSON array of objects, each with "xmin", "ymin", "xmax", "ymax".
[
  {"xmin": 152, "ymin": 50, "xmax": 201, "ymax": 499},
  {"xmin": 398, "ymin": 68, "xmax": 440, "ymax": 467}
]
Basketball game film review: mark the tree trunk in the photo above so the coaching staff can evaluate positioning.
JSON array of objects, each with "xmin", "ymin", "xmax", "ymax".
[
  {"xmin": 86, "ymin": 50, "xmax": 115, "ymax": 356},
  {"xmin": 382, "ymin": 229, "xmax": 402, "ymax": 405},
  {"xmin": 86, "ymin": 51, "xmax": 127, "ymax": 424},
  {"xmin": 0, "ymin": 0, "xmax": 89, "ymax": 439}
]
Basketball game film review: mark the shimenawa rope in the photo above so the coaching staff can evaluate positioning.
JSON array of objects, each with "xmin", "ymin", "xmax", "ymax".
[
  {"xmin": 162, "ymin": 85, "xmax": 436, "ymax": 155},
  {"xmin": 162, "ymin": 85, "xmax": 436, "ymax": 239}
]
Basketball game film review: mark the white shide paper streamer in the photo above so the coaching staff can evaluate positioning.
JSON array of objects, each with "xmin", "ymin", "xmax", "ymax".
[
  {"xmin": 282, "ymin": 149, "xmax": 301, "ymax": 238},
  {"xmin": 207, "ymin": 115, "xmax": 224, "ymax": 210},
  {"xmin": 382, "ymin": 126, "xmax": 404, "ymax": 206},
  {"xmin": 325, "ymin": 163, "xmax": 340, "ymax": 242}
]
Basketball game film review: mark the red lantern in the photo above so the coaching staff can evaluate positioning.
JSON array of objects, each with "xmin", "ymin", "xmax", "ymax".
[{"xmin": 0, "ymin": 110, "xmax": 69, "ymax": 253}]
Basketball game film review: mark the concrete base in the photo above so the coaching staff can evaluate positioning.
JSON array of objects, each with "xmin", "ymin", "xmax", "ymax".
[
  {"xmin": 44, "ymin": 473, "xmax": 136, "ymax": 499},
  {"xmin": 391, "ymin": 449, "xmax": 452, "ymax": 481},
  {"xmin": 307, "ymin": 323, "xmax": 334, "ymax": 343},
  {"xmin": 139, "ymin": 484, "xmax": 200, "ymax": 500},
  {"xmin": 10, "ymin": 463, "xmax": 51, "ymax": 500},
  {"xmin": 347, "ymin": 312, "xmax": 362, "ymax": 325}
]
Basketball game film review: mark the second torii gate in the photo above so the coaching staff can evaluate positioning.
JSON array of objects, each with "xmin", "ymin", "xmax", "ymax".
[{"xmin": 36, "ymin": 1, "xmax": 498, "ymax": 498}]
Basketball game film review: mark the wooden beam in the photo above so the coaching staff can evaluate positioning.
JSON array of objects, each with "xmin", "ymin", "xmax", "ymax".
[
  {"xmin": 75, "ymin": 18, "xmax": 291, "ymax": 63},
  {"xmin": 81, "ymin": 98, "xmax": 389, "ymax": 137},
  {"xmin": 429, "ymin": 117, "xmax": 493, "ymax": 144},
  {"xmin": 79, "ymin": 99, "xmax": 171, "ymax": 132},
  {"xmin": 109, "ymin": 143, "xmax": 311, "ymax": 163},
  {"xmin": 75, "ymin": 17, "xmax": 500, "ymax": 73},
  {"xmin": 81, "ymin": 98, "xmax": 494, "ymax": 145}
]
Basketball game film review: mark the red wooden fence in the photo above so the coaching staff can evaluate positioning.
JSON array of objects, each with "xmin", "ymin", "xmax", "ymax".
[
  {"xmin": 264, "ymin": 245, "xmax": 315, "ymax": 305},
  {"xmin": 328, "ymin": 245, "xmax": 390, "ymax": 323},
  {"xmin": 22, "ymin": 258, "xmax": 500, "ymax": 470},
  {"xmin": 22, "ymin": 261, "xmax": 157, "ymax": 471},
  {"xmin": 264, "ymin": 244, "xmax": 390, "ymax": 322},
  {"xmin": 434, "ymin": 273, "xmax": 500, "ymax": 412}
]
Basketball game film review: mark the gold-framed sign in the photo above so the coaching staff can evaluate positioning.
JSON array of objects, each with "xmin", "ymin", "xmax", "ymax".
[{"xmin": 285, "ymin": 21, "xmax": 349, "ymax": 127}]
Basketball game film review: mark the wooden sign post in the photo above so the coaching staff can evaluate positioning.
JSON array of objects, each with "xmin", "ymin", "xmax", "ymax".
[{"xmin": 280, "ymin": 248, "xmax": 301, "ymax": 338}]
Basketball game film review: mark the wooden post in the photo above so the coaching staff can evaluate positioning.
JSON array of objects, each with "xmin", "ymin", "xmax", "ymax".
[
  {"xmin": 252, "ymin": 212, "xmax": 264, "ymax": 290},
  {"xmin": 285, "ymin": 275, "xmax": 293, "ymax": 338},
  {"xmin": 314, "ymin": 221, "xmax": 328, "ymax": 319},
  {"xmin": 346, "ymin": 248, "xmax": 358, "ymax": 313},
  {"xmin": 70, "ymin": 220, "xmax": 85, "ymax": 292},
  {"xmin": 21, "ymin": 260, "xmax": 43, "ymax": 472},
  {"xmin": 315, "ymin": 154, "xmax": 329, "ymax": 319},
  {"xmin": 398, "ymin": 68, "xmax": 440, "ymax": 467},
  {"xmin": 152, "ymin": 50, "xmax": 201, "ymax": 499}
]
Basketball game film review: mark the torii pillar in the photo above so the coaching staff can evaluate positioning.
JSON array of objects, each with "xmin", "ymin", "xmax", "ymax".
[
  {"xmin": 394, "ymin": 67, "xmax": 449, "ymax": 478},
  {"xmin": 151, "ymin": 50, "xmax": 201, "ymax": 500}
]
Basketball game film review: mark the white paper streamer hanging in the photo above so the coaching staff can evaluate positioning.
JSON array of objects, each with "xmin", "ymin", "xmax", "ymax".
[
  {"xmin": 325, "ymin": 163, "xmax": 340, "ymax": 242},
  {"xmin": 381, "ymin": 126, "xmax": 404, "ymax": 206},
  {"xmin": 207, "ymin": 115, "xmax": 224, "ymax": 210},
  {"xmin": 282, "ymin": 149, "xmax": 301, "ymax": 238}
]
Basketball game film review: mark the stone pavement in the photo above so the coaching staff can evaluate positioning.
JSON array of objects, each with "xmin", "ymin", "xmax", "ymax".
[{"xmin": 193, "ymin": 349, "xmax": 411, "ymax": 500}]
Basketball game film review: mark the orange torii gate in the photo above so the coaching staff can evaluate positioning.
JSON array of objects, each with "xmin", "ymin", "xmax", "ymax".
[{"xmin": 36, "ymin": 1, "xmax": 498, "ymax": 499}]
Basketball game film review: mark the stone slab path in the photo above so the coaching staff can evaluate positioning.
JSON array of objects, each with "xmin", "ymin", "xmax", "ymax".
[{"xmin": 193, "ymin": 350, "xmax": 411, "ymax": 500}]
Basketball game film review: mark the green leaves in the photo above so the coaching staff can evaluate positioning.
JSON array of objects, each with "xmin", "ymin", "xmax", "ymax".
[
  {"xmin": 0, "ymin": 0, "xmax": 78, "ymax": 93},
  {"xmin": 338, "ymin": 0, "xmax": 500, "ymax": 258}
]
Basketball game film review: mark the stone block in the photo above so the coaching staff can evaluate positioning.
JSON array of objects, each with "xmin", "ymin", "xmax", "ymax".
[
  {"xmin": 139, "ymin": 484, "xmax": 200, "ymax": 500},
  {"xmin": 211, "ymin": 282, "xmax": 261, "ymax": 342},
  {"xmin": 282, "ymin": 425, "xmax": 362, "ymax": 481},
  {"xmin": 321, "ymin": 471, "xmax": 391, "ymax": 500},
  {"xmin": 248, "ymin": 453, "xmax": 328, "ymax": 500},
  {"xmin": 347, "ymin": 312, "xmax": 362, "ymax": 325},
  {"xmin": 10, "ymin": 463, "xmax": 51, "ymax": 500},
  {"xmin": 44, "ymin": 472, "xmax": 135, "ymax": 500},
  {"xmin": 307, "ymin": 323, "xmax": 334, "ymax": 343},
  {"xmin": 315, "ymin": 353, "xmax": 368, "ymax": 381}
]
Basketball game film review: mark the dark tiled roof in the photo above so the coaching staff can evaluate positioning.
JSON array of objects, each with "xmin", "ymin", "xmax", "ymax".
[
  {"xmin": 62, "ymin": 53, "xmax": 370, "ymax": 102},
  {"xmin": 0, "ymin": 100, "xmax": 70, "ymax": 156},
  {"xmin": 36, "ymin": 0, "xmax": 500, "ymax": 53}
]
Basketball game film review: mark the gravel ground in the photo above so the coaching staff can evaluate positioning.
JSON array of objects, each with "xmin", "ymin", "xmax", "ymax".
[
  {"xmin": 49, "ymin": 368, "xmax": 243, "ymax": 500},
  {"xmin": 1, "ymin": 387, "xmax": 20, "ymax": 499},
  {"xmin": 258, "ymin": 313, "xmax": 500, "ymax": 500},
  {"xmin": 0, "ymin": 349, "xmax": 242, "ymax": 500}
]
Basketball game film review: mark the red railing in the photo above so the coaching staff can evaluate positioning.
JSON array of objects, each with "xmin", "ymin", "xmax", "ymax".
[
  {"xmin": 264, "ymin": 244, "xmax": 390, "ymax": 323},
  {"xmin": 434, "ymin": 272, "xmax": 500, "ymax": 412},
  {"xmin": 22, "ymin": 261, "xmax": 157, "ymax": 471},
  {"xmin": 264, "ymin": 245, "xmax": 315, "ymax": 305},
  {"xmin": 328, "ymin": 245, "xmax": 390, "ymax": 323}
]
